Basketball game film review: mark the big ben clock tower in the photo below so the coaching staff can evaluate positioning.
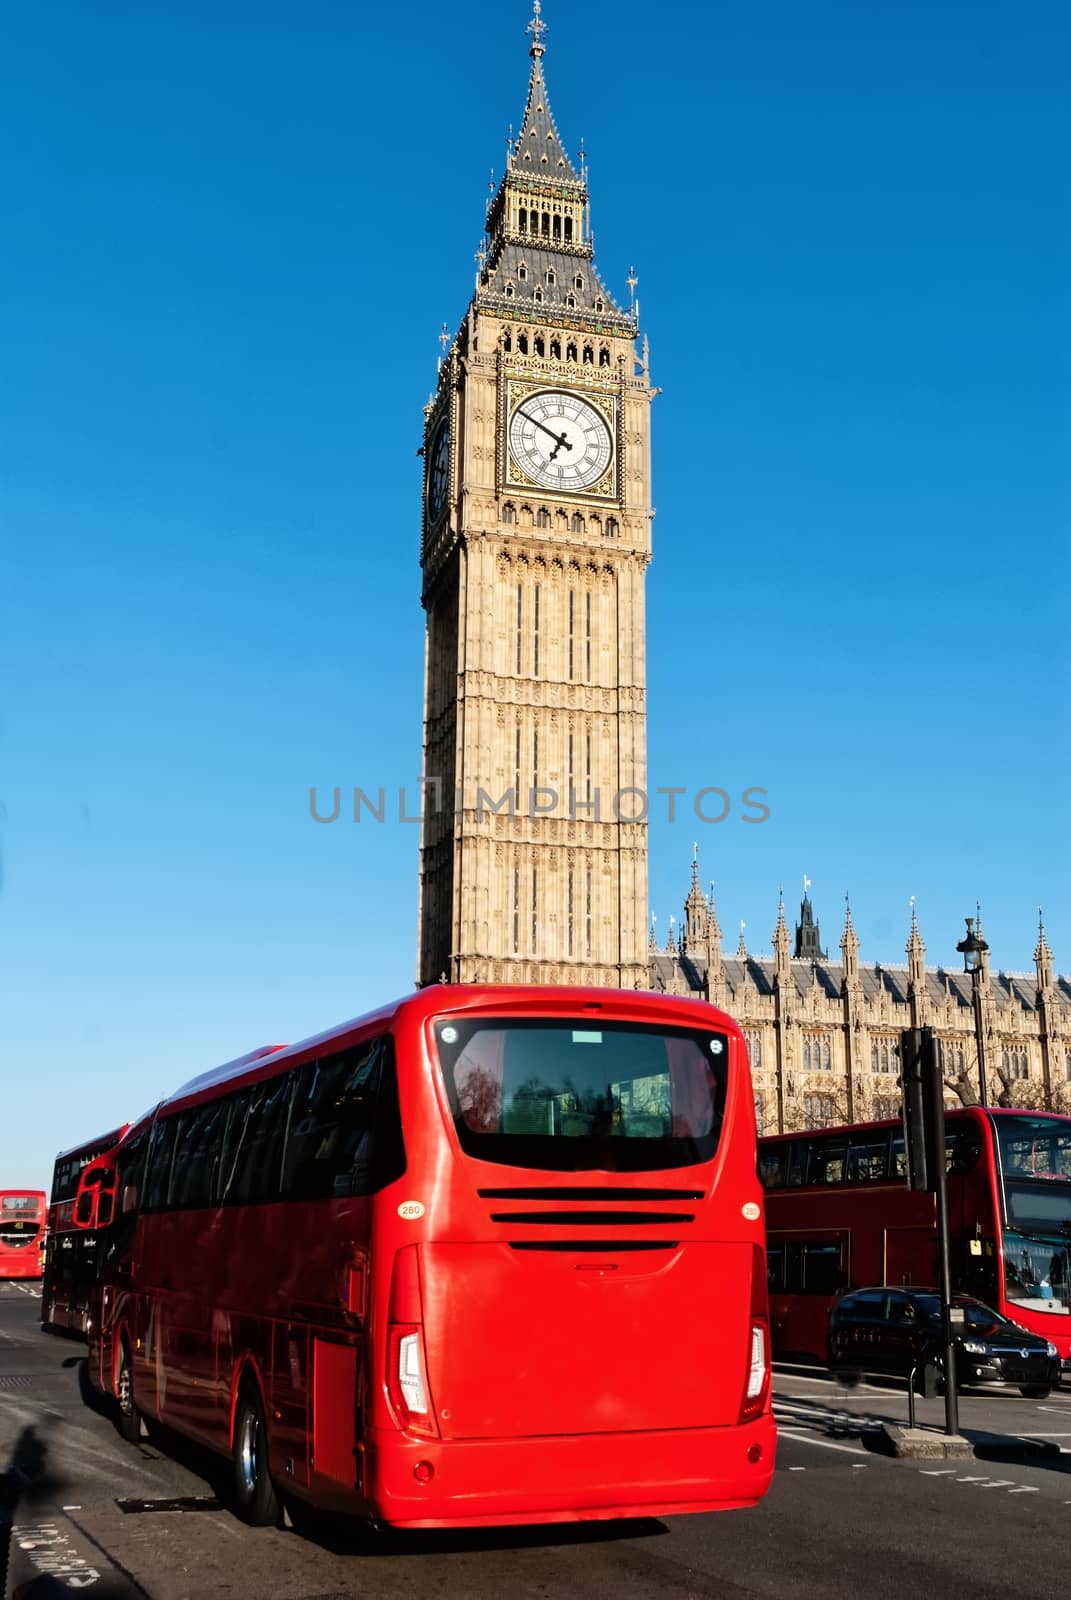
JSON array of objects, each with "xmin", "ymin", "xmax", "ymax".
[{"xmin": 418, "ymin": 3, "xmax": 654, "ymax": 989}]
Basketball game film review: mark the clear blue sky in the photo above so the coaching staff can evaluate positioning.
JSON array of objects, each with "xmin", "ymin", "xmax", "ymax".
[{"xmin": 1, "ymin": 2, "xmax": 1067, "ymax": 1187}]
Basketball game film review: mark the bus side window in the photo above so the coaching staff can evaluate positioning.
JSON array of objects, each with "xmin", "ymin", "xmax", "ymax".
[
  {"xmin": 759, "ymin": 1148, "xmax": 787, "ymax": 1189},
  {"xmin": 767, "ymin": 1244, "xmax": 785, "ymax": 1291},
  {"xmin": 890, "ymin": 1134, "xmax": 908, "ymax": 1180},
  {"xmin": 803, "ymin": 1241, "xmax": 844, "ymax": 1294},
  {"xmin": 224, "ymin": 1076, "xmax": 293, "ymax": 1206},
  {"xmin": 281, "ymin": 1036, "xmax": 405, "ymax": 1201},
  {"xmin": 846, "ymin": 1132, "xmax": 890, "ymax": 1182},
  {"xmin": 808, "ymin": 1140, "xmax": 847, "ymax": 1185},
  {"xmin": 143, "ymin": 1119, "xmax": 180, "ymax": 1212},
  {"xmin": 786, "ymin": 1141, "xmax": 807, "ymax": 1187},
  {"xmin": 170, "ymin": 1100, "xmax": 230, "ymax": 1210},
  {"xmin": 949, "ymin": 1126, "xmax": 981, "ymax": 1174}
]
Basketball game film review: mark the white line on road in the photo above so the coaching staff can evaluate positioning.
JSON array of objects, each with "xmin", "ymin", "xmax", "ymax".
[
  {"xmin": 776, "ymin": 1427, "xmax": 868, "ymax": 1456},
  {"xmin": 1008, "ymin": 1486, "xmax": 1040, "ymax": 1494},
  {"xmin": 920, "ymin": 1469, "xmax": 958, "ymax": 1476},
  {"xmin": 956, "ymin": 1476, "xmax": 990, "ymax": 1483},
  {"xmin": 979, "ymin": 1481, "xmax": 1016, "ymax": 1489}
]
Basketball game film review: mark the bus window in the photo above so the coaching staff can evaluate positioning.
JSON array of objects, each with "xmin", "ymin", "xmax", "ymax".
[
  {"xmin": 767, "ymin": 1243, "xmax": 785, "ymax": 1290},
  {"xmin": 143, "ymin": 1118, "xmax": 180, "ymax": 1212},
  {"xmin": 802, "ymin": 1241, "xmax": 844, "ymax": 1293},
  {"xmin": 436, "ymin": 1018, "xmax": 727, "ymax": 1172},
  {"xmin": 170, "ymin": 1100, "xmax": 230, "ymax": 1210},
  {"xmin": 786, "ymin": 1141, "xmax": 807, "ymax": 1186},
  {"xmin": 846, "ymin": 1131, "xmax": 890, "ymax": 1183},
  {"xmin": 759, "ymin": 1147, "xmax": 788, "ymax": 1189},
  {"xmin": 281, "ymin": 1038, "xmax": 405, "ymax": 1201},
  {"xmin": 807, "ymin": 1139, "xmax": 848, "ymax": 1185},
  {"xmin": 222, "ymin": 1076, "xmax": 293, "ymax": 1206},
  {"xmin": 781, "ymin": 1238, "xmax": 843, "ymax": 1293}
]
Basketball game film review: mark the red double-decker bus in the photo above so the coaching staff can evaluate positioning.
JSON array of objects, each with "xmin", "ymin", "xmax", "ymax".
[
  {"xmin": 42, "ymin": 1126, "xmax": 129, "ymax": 1332},
  {"xmin": 0, "ymin": 1191, "xmax": 47, "ymax": 1279},
  {"xmin": 759, "ymin": 1108, "xmax": 1071, "ymax": 1373},
  {"xmin": 84, "ymin": 986, "xmax": 774, "ymax": 1530}
]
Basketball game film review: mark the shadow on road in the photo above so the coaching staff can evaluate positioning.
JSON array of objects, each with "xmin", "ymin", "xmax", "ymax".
[{"xmin": 284, "ymin": 1505, "xmax": 669, "ymax": 1559}]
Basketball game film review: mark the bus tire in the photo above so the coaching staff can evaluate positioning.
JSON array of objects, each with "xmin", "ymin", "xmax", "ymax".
[
  {"xmin": 116, "ymin": 1342, "xmax": 142, "ymax": 1444},
  {"xmin": 233, "ymin": 1382, "xmax": 279, "ymax": 1527}
]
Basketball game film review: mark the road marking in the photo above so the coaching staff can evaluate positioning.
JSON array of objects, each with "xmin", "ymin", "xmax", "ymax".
[
  {"xmin": 1008, "ymin": 1486, "xmax": 1040, "ymax": 1494},
  {"xmin": 788, "ymin": 1466, "xmax": 806, "ymax": 1471},
  {"xmin": 979, "ymin": 1481, "xmax": 1016, "ymax": 1489},
  {"xmin": 920, "ymin": 1469, "xmax": 957, "ymax": 1476},
  {"xmin": 956, "ymin": 1476, "xmax": 989, "ymax": 1483},
  {"xmin": 776, "ymin": 1427, "xmax": 868, "ymax": 1456}
]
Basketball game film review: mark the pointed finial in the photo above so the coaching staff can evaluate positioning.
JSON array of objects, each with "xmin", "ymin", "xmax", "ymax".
[
  {"xmin": 626, "ymin": 265, "xmax": 638, "ymax": 314},
  {"xmin": 578, "ymin": 136, "xmax": 587, "ymax": 181},
  {"xmin": 488, "ymin": 166, "xmax": 496, "ymax": 196},
  {"xmin": 527, "ymin": 0, "xmax": 547, "ymax": 57},
  {"xmin": 506, "ymin": 122, "xmax": 514, "ymax": 160},
  {"xmin": 438, "ymin": 322, "xmax": 450, "ymax": 355},
  {"xmin": 737, "ymin": 919, "xmax": 748, "ymax": 957},
  {"xmin": 802, "ymin": 873, "xmax": 811, "ymax": 896}
]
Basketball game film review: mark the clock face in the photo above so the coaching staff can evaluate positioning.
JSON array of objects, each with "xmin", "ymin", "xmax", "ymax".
[
  {"xmin": 428, "ymin": 420, "xmax": 449, "ymax": 521},
  {"xmin": 509, "ymin": 390, "xmax": 613, "ymax": 492}
]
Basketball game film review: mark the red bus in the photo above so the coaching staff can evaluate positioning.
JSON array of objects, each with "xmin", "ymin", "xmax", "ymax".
[
  {"xmin": 85, "ymin": 986, "xmax": 774, "ymax": 1530},
  {"xmin": 759, "ymin": 1108, "xmax": 1071, "ymax": 1374},
  {"xmin": 0, "ymin": 1191, "xmax": 47, "ymax": 1279},
  {"xmin": 42, "ymin": 1126, "xmax": 129, "ymax": 1332}
]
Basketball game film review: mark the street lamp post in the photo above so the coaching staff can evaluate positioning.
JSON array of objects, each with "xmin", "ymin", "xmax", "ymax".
[{"xmin": 956, "ymin": 916, "xmax": 989, "ymax": 1108}]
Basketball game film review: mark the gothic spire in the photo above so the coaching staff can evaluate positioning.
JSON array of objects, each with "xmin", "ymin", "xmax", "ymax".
[
  {"xmin": 736, "ymin": 920, "xmax": 748, "ymax": 958},
  {"xmin": 1035, "ymin": 909, "xmax": 1054, "ymax": 990},
  {"xmin": 906, "ymin": 896, "xmax": 926, "ymax": 988},
  {"xmin": 840, "ymin": 893, "xmax": 860, "ymax": 987},
  {"xmin": 511, "ymin": 4, "xmax": 580, "ymax": 182}
]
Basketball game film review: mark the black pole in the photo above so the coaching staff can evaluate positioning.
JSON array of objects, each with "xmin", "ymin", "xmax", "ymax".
[
  {"xmin": 972, "ymin": 972, "xmax": 988, "ymax": 1108},
  {"xmin": 924, "ymin": 1027, "xmax": 959, "ymax": 1436}
]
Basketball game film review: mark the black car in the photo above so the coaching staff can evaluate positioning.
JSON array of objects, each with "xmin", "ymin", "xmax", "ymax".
[{"xmin": 827, "ymin": 1287, "xmax": 1061, "ymax": 1397}]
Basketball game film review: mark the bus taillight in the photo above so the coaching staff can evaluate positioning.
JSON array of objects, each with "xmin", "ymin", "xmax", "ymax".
[
  {"xmin": 740, "ymin": 1243, "xmax": 771, "ymax": 1422},
  {"xmin": 387, "ymin": 1324, "xmax": 436, "ymax": 1435},
  {"xmin": 386, "ymin": 1246, "xmax": 439, "ymax": 1439}
]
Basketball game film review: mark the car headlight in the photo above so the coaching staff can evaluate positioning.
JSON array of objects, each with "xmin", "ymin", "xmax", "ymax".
[
  {"xmin": 1046, "ymin": 1342, "xmax": 1058, "ymax": 1358},
  {"xmin": 962, "ymin": 1340, "xmax": 989, "ymax": 1356}
]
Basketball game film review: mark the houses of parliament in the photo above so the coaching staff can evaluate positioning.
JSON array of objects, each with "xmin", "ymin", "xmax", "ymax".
[{"xmin": 415, "ymin": 5, "xmax": 1069, "ymax": 1134}]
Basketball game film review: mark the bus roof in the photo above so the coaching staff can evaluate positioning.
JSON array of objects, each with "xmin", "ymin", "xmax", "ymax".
[
  {"xmin": 154, "ymin": 984, "xmax": 738, "ymax": 1119},
  {"xmin": 53, "ymin": 1125, "xmax": 130, "ymax": 1164},
  {"xmin": 759, "ymin": 1107, "xmax": 1071, "ymax": 1143}
]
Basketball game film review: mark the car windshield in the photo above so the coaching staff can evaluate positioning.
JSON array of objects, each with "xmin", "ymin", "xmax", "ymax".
[{"xmin": 914, "ymin": 1295, "xmax": 1012, "ymax": 1334}]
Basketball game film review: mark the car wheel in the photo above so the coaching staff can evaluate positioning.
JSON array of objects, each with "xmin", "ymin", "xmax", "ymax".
[
  {"xmin": 233, "ymin": 1383, "xmax": 280, "ymax": 1527},
  {"xmin": 116, "ymin": 1342, "xmax": 142, "ymax": 1444},
  {"xmin": 1019, "ymin": 1385, "xmax": 1050, "ymax": 1399}
]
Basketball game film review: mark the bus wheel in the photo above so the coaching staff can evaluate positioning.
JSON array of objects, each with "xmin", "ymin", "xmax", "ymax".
[
  {"xmin": 1019, "ymin": 1385, "xmax": 1050, "ymax": 1399},
  {"xmin": 116, "ymin": 1344, "xmax": 142, "ymax": 1444},
  {"xmin": 233, "ymin": 1384, "xmax": 280, "ymax": 1527}
]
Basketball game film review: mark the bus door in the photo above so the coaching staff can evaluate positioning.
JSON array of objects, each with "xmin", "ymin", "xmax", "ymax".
[{"xmin": 767, "ymin": 1231, "xmax": 847, "ymax": 1360}]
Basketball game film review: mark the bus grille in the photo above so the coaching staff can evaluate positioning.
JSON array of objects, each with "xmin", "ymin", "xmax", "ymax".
[
  {"xmin": 508, "ymin": 1239, "xmax": 679, "ymax": 1252},
  {"xmin": 488, "ymin": 1210, "xmax": 695, "ymax": 1226},
  {"xmin": 478, "ymin": 1186, "xmax": 703, "ymax": 1201}
]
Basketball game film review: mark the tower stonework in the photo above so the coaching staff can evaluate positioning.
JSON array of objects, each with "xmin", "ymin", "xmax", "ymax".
[{"xmin": 418, "ymin": 8, "xmax": 653, "ymax": 988}]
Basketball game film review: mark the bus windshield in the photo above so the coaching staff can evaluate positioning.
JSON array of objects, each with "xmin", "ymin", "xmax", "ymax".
[
  {"xmin": 434, "ymin": 1017, "xmax": 728, "ymax": 1172},
  {"xmin": 992, "ymin": 1114, "xmax": 1071, "ymax": 1183}
]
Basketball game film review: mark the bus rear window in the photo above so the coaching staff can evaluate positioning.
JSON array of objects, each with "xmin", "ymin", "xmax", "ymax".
[{"xmin": 433, "ymin": 1018, "xmax": 728, "ymax": 1172}]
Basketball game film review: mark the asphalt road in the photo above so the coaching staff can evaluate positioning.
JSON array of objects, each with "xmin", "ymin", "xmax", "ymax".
[{"xmin": 1, "ymin": 1281, "xmax": 1068, "ymax": 1599}]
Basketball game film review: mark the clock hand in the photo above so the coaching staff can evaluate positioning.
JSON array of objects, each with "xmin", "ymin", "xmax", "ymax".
[{"xmin": 518, "ymin": 407, "xmax": 573, "ymax": 454}]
